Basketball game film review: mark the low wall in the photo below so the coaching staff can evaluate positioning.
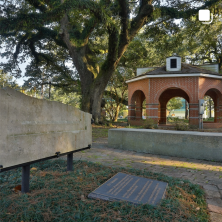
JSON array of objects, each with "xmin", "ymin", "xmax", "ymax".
[
  {"xmin": 108, "ymin": 129, "xmax": 222, "ymax": 161},
  {"xmin": 129, "ymin": 120, "xmax": 222, "ymax": 129}
]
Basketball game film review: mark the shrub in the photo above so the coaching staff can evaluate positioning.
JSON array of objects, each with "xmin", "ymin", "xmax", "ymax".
[
  {"xmin": 143, "ymin": 118, "xmax": 158, "ymax": 129},
  {"xmin": 173, "ymin": 118, "xmax": 189, "ymax": 131}
]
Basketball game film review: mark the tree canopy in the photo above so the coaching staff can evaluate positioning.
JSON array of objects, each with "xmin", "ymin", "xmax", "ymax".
[{"xmin": 0, "ymin": 0, "xmax": 220, "ymax": 122}]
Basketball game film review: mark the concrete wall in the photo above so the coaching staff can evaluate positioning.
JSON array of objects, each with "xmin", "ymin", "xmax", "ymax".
[
  {"xmin": 0, "ymin": 87, "xmax": 92, "ymax": 169},
  {"xmin": 108, "ymin": 128, "xmax": 222, "ymax": 161}
]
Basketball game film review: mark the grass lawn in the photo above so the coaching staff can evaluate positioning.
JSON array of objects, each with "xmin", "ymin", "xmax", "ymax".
[
  {"xmin": 117, "ymin": 119, "xmax": 128, "ymax": 122},
  {"xmin": 0, "ymin": 159, "xmax": 209, "ymax": 222},
  {"xmin": 92, "ymin": 124, "xmax": 110, "ymax": 140},
  {"xmin": 203, "ymin": 118, "xmax": 214, "ymax": 122}
]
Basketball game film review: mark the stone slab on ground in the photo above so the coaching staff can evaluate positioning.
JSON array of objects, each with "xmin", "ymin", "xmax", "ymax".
[{"xmin": 88, "ymin": 172, "xmax": 168, "ymax": 206}]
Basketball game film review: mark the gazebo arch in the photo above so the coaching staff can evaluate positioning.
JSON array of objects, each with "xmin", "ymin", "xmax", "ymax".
[
  {"xmin": 203, "ymin": 88, "xmax": 222, "ymax": 123},
  {"xmin": 158, "ymin": 87, "xmax": 190, "ymax": 124},
  {"xmin": 129, "ymin": 90, "xmax": 146, "ymax": 120},
  {"xmin": 154, "ymin": 85, "xmax": 193, "ymax": 103}
]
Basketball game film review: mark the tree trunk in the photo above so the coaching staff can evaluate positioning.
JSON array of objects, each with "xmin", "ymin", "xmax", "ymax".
[
  {"xmin": 90, "ymin": 69, "xmax": 115, "ymax": 123},
  {"xmin": 113, "ymin": 105, "xmax": 120, "ymax": 122}
]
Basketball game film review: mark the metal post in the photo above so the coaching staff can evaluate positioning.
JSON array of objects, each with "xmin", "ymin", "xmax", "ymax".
[
  {"xmin": 199, "ymin": 115, "xmax": 201, "ymax": 129},
  {"xmin": 67, "ymin": 153, "xmax": 73, "ymax": 171},
  {"xmin": 22, "ymin": 164, "xmax": 30, "ymax": 193},
  {"xmin": 201, "ymin": 115, "xmax": 203, "ymax": 129}
]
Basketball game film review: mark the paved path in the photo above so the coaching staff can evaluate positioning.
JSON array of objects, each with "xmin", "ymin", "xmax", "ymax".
[{"xmin": 66, "ymin": 137, "xmax": 222, "ymax": 222}]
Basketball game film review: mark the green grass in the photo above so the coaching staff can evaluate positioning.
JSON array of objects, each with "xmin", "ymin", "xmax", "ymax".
[
  {"xmin": 117, "ymin": 119, "xmax": 128, "ymax": 122},
  {"xmin": 0, "ymin": 159, "xmax": 209, "ymax": 222},
  {"xmin": 203, "ymin": 117, "xmax": 214, "ymax": 122},
  {"xmin": 92, "ymin": 126, "xmax": 109, "ymax": 138}
]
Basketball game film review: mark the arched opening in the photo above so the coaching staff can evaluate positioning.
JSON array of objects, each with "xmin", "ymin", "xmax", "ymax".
[
  {"xmin": 166, "ymin": 97, "xmax": 189, "ymax": 123},
  {"xmin": 203, "ymin": 88, "xmax": 221, "ymax": 123},
  {"xmin": 159, "ymin": 88, "xmax": 190, "ymax": 125},
  {"xmin": 129, "ymin": 90, "xmax": 146, "ymax": 120},
  {"xmin": 203, "ymin": 95, "xmax": 214, "ymax": 121}
]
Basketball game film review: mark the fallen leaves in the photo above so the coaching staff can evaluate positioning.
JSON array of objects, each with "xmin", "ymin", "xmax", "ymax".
[
  {"xmin": 30, "ymin": 167, "xmax": 37, "ymax": 171},
  {"xmin": 12, "ymin": 185, "xmax": 21, "ymax": 193},
  {"xmin": 40, "ymin": 171, "xmax": 47, "ymax": 177}
]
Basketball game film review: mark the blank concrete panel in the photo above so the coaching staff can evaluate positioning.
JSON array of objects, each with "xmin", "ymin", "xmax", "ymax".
[{"xmin": 0, "ymin": 87, "xmax": 92, "ymax": 169}]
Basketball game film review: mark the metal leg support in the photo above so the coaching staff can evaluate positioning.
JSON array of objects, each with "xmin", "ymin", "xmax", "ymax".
[
  {"xmin": 67, "ymin": 153, "xmax": 73, "ymax": 171},
  {"xmin": 22, "ymin": 164, "xmax": 30, "ymax": 193}
]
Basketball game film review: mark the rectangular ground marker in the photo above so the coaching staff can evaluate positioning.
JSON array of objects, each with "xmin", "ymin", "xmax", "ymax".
[{"xmin": 88, "ymin": 172, "xmax": 168, "ymax": 206}]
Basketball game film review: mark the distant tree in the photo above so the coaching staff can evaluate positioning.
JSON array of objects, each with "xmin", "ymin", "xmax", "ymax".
[
  {"xmin": 0, "ymin": 71, "xmax": 18, "ymax": 88},
  {"xmin": 104, "ymin": 68, "xmax": 129, "ymax": 122},
  {"xmin": 167, "ymin": 97, "xmax": 183, "ymax": 116},
  {"xmin": 204, "ymin": 96, "xmax": 214, "ymax": 118},
  {"xmin": 175, "ymin": 3, "xmax": 222, "ymax": 70},
  {"xmin": 50, "ymin": 87, "xmax": 80, "ymax": 108},
  {"xmin": 185, "ymin": 101, "xmax": 189, "ymax": 119}
]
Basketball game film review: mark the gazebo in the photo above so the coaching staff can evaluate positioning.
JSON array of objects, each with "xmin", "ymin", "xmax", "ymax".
[{"xmin": 126, "ymin": 54, "xmax": 222, "ymax": 128}]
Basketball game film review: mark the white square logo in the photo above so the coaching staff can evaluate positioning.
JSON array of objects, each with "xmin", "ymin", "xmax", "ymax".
[{"xmin": 199, "ymin": 9, "xmax": 210, "ymax": 21}]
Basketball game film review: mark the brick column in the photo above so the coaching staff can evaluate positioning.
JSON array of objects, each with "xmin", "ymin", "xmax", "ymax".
[
  {"xmin": 158, "ymin": 103, "xmax": 167, "ymax": 124},
  {"xmin": 217, "ymin": 105, "xmax": 222, "ymax": 123},
  {"xmin": 214, "ymin": 105, "xmax": 219, "ymax": 123},
  {"xmin": 146, "ymin": 103, "xmax": 159, "ymax": 123},
  {"xmin": 135, "ymin": 97, "xmax": 142, "ymax": 120},
  {"xmin": 189, "ymin": 103, "xmax": 199, "ymax": 126},
  {"xmin": 128, "ymin": 104, "xmax": 136, "ymax": 120}
]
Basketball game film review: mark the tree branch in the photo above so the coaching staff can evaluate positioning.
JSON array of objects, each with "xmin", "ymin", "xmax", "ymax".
[
  {"xmin": 117, "ymin": 0, "xmax": 130, "ymax": 46},
  {"xmin": 159, "ymin": 0, "xmax": 221, "ymax": 19},
  {"xmin": 104, "ymin": 90, "xmax": 128, "ymax": 106},
  {"xmin": 26, "ymin": 0, "xmax": 48, "ymax": 12}
]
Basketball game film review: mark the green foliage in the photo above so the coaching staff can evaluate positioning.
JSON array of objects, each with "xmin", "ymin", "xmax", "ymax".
[
  {"xmin": 204, "ymin": 96, "xmax": 214, "ymax": 118},
  {"xmin": 175, "ymin": 6, "xmax": 222, "ymax": 69},
  {"xmin": 0, "ymin": 71, "xmax": 18, "ymax": 89},
  {"xmin": 49, "ymin": 87, "xmax": 81, "ymax": 108},
  {"xmin": 169, "ymin": 118, "xmax": 199, "ymax": 131},
  {"xmin": 173, "ymin": 118, "xmax": 189, "ymax": 131},
  {"xmin": 167, "ymin": 97, "xmax": 183, "ymax": 115},
  {"xmin": 143, "ymin": 118, "xmax": 158, "ymax": 129},
  {"xmin": 0, "ymin": 159, "xmax": 210, "ymax": 221},
  {"xmin": 104, "ymin": 68, "xmax": 130, "ymax": 122}
]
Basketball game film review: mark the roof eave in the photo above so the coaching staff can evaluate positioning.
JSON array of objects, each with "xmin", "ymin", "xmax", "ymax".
[{"xmin": 126, "ymin": 73, "xmax": 222, "ymax": 84}]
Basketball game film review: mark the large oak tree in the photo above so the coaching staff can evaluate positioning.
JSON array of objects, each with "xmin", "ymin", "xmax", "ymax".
[{"xmin": 0, "ymin": 0, "xmax": 220, "ymax": 122}]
